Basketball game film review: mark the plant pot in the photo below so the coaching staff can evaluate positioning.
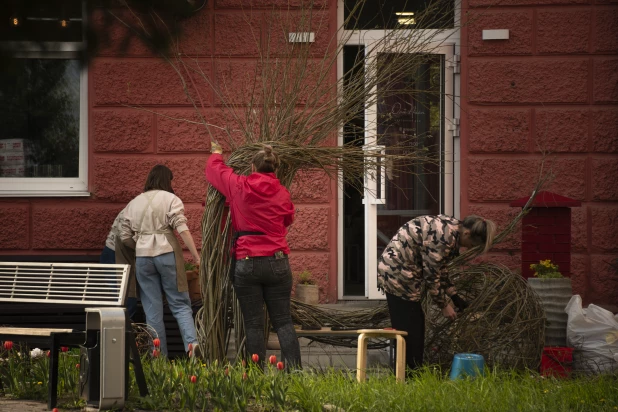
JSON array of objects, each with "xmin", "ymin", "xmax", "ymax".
[
  {"xmin": 185, "ymin": 270, "xmax": 201, "ymax": 301},
  {"xmin": 295, "ymin": 284, "xmax": 319, "ymax": 305},
  {"xmin": 528, "ymin": 278, "xmax": 572, "ymax": 347}
]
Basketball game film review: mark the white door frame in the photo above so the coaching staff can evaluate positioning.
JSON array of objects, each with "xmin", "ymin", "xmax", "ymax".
[{"xmin": 337, "ymin": 1, "xmax": 461, "ymax": 300}]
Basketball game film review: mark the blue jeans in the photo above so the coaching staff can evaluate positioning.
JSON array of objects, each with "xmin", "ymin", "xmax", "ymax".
[
  {"xmin": 136, "ymin": 252, "xmax": 197, "ymax": 356},
  {"xmin": 100, "ymin": 246, "xmax": 137, "ymax": 320}
]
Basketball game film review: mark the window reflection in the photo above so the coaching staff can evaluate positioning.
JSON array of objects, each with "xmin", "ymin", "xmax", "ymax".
[
  {"xmin": 344, "ymin": 0, "xmax": 454, "ymax": 30},
  {"xmin": 0, "ymin": 59, "xmax": 80, "ymax": 177},
  {"xmin": 376, "ymin": 53, "xmax": 443, "ymax": 245}
]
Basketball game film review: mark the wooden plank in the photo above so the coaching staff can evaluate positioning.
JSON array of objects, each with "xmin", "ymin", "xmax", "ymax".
[
  {"xmin": 357, "ymin": 329, "xmax": 408, "ymax": 337},
  {"xmin": 295, "ymin": 327, "xmax": 360, "ymax": 337},
  {"xmin": 0, "ymin": 327, "xmax": 74, "ymax": 336}
]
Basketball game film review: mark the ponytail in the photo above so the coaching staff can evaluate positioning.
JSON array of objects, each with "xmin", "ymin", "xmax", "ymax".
[
  {"xmin": 252, "ymin": 144, "xmax": 280, "ymax": 173},
  {"xmin": 462, "ymin": 215, "xmax": 497, "ymax": 254}
]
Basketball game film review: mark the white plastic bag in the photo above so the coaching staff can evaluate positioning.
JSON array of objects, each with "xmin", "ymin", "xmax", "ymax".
[{"xmin": 565, "ymin": 295, "xmax": 618, "ymax": 374}]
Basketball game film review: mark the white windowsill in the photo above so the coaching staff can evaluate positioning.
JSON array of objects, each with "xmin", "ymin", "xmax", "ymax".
[{"xmin": 0, "ymin": 191, "xmax": 91, "ymax": 198}]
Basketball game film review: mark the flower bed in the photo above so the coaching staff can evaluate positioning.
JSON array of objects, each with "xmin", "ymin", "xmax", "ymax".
[{"xmin": 1, "ymin": 342, "xmax": 616, "ymax": 411}]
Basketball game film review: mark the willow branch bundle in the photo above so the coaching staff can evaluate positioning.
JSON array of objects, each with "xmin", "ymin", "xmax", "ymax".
[
  {"xmin": 423, "ymin": 264, "xmax": 545, "ymax": 370},
  {"xmin": 188, "ymin": 0, "xmax": 460, "ymax": 361}
]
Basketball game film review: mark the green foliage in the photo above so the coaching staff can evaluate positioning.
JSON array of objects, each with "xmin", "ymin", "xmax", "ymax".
[
  {"xmin": 0, "ymin": 343, "xmax": 83, "ymax": 407},
  {"xmin": 297, "ymin": 270, "xmax": 315, "ymax": 285},
  {"xmin": 530, "ymin": 259, "xmax": 564, "ymax": 279},
  {"xmin": 184, "ymin": 262, "xmax": 198, "ymax": 272}
]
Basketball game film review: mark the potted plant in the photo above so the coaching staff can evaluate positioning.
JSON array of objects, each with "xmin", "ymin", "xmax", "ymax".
[
  {"xmin": 528, "ymin": 259, "xmax": 572, "ymax": 347},
  {"xmin": 185, "ymin": 263, "xmax": 201, "ymax": 301},
  {"xmin": 294, "ymin": 270, "xmax": 319, "ymax": 305}
]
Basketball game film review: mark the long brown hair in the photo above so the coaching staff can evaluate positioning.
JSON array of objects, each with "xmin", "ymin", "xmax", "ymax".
[
  {"xmin": 252, "ymin": 145, "xmax": 280, "ymax": 173},
  {"xmin": 462, "ymin": 215, "xmax": 497, "ymax": 254},
  {"xmin": 144, "ymin": 165, "xmax": 174, "ymax": 193}
]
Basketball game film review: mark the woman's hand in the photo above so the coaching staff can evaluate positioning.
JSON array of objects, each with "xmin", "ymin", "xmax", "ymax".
[
  {"xmin": 442, "ymin": 304, "xmax": 457, "ymax": 321},
  {"xmin": 211, "ymin": 141, "xmax": 223, "ymax": 154}
]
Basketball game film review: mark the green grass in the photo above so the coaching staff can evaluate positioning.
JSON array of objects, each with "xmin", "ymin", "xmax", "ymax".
[
  {"xmin": 126, "ymin": 358, "xmax": 618, "ymax": 412},
  {"xmin": 280, "ymin": 368, "xmax": 617, "ymax": 412},
  {"xmin": 1, "ymin": 346, "xmax": 616, "ymax": 411}
]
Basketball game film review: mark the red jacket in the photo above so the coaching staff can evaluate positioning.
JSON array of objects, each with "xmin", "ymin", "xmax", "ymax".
[{"xmin": 205, "ymin": 154, "xmax": 294, "ymax": 259}]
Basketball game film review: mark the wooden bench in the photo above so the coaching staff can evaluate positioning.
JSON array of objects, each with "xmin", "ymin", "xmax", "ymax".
[
  {"xmin": 0, "ymin": 262, "xmax": 147, "ymax": 410},
  {"xmin": 295, "ymin": 327, "xmax": 407, "ymax": 382}
]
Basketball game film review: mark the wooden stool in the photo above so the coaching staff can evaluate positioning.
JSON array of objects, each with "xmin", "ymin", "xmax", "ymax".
[{"xmin": 356, "ymin": 329, "xmax": 408, "ymax": 383}]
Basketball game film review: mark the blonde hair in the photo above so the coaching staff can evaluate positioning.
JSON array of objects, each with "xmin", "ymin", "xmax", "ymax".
[
  {"xmin": 252, "ymin": 145, "xmax": 280, "ymax": 173},
  {"xmin": 462, "ymin": 215, "xmax": 497, "ymax": 254}
]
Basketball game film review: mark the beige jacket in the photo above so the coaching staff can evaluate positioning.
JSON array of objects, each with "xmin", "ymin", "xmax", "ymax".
[
  {"xmin": 104, "ymin": 208, "xmax": 125, "ymax": 251},
  {"xmin": 119, "ymin": 190, "xmax": 189, "ymax": 257},
  {"xmin": 119, "ymin": 190, "xmax": 189, "ymax": 292}
]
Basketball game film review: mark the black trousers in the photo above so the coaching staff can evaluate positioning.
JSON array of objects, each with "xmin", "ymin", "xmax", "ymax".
[
  {"xmin": 233, "ymin": 255, "xmax": 302, "ymax": 369},
  {"xmin": 386, "ymin": 292, "xmax": 425, "ymax": 370}
]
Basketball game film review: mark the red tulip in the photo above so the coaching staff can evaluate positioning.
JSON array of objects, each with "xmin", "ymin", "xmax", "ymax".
[
  {"xmin": 251, "ymin": 354, "xmax": 259, "ymax": 363},
  {"xmin": 276, "ymin": 361, "xmax": 284, "ymax": 370},
  {"xmin": 61, "ymin": 346, "xmax": 69, "ymax": 352},
  {"xmin": 46, "ymin": 350, "xmax": 50, "ymax": 357},
  {"xmin": 190, "ymin": 375, "xmax": 197, "ymax": 383},
  {"xmin": 269, "ymin": 355, "xmax": 277, "ymax": 365},
  {"xmin": 76, "ymin": 363, "xmax": 80, "ymax": 369},
  {"xmin": 3, "ymin": 341, "xmax": 13, "ymax": 350},
  {"xmin": 224, "ymin": 367, "xmax": 229, "ymax": 376},
  {"xmin": 242, "ymin": 359, "xmax": 247, "ymax": 368},
  {"xmin": 242, "ymin": 372, "xmax": 248, "ymax": 380},
  {"xmin": 152, "ymin": 349, "xmax": 159, "ymax": 358},
  {"xmin": 52, "ymin": 409, "xmax": 59, "ymax": 412},
  {"xmin": 153, "ymin": 338, "xmax": 160, "ymax": 348}
]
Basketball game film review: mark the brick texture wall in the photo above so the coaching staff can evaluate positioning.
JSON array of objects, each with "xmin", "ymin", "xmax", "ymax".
[
  {"xmin": 0, "ymin": 0, "xmax": 339, "ymax": 303},
  {"xmin": 461, "ymin": 0, "xmax": 618, "ymax": 308}
]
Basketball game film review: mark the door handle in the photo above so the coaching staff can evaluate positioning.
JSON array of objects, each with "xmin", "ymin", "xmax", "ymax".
[{"xmin": 362, "ymin": 144, "xmax": 386, "ymax": 205}]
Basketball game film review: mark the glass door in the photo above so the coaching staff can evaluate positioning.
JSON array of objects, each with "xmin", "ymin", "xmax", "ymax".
[{"xmin": 341, "ymin": 43, "xmax": 455, "ymax": 299}]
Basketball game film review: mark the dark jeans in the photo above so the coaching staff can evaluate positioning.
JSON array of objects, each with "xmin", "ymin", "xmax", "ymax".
[
  {"xmin": 100, "ymin": 246, "xmax": 137, "ymax": 320},
  {"xmin": 386, "ymin": 292, "xmax": 425, "ymax": 370},
  {"xmin": 234, "ymin": 255, "xmax": 302, "ymax": 369}
]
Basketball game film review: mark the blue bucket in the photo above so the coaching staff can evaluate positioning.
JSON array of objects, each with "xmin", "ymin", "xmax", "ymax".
[{"xmin": 449, "ymin": 353, "xmax": 485, "ymax": 380}]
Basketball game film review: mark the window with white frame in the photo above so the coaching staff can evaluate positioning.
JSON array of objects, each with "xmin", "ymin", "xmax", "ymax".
[{"xmin": 0, "ymin": 0, "xmax": 88, "ymax": 196}]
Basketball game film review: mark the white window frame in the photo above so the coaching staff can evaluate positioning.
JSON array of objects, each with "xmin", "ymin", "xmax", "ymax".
[
  {"xmin": 0, "ymin": 3, "xmax": 89, "ymax": 197},
  {"xmin": 337, "ymin": 0, "xmax": 461, "ymax": 300}
]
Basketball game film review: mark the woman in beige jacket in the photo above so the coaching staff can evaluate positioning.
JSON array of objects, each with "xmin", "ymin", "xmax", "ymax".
[{"xmin": 120, "ymin": 165, "xmax": 201, "ymax": 357}]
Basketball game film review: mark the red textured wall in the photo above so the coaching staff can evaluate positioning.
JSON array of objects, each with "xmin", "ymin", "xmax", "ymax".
[
  {"xmin": 0, "ymin": 0, "xmax": 339, "ymax": 303},
  {"xmin": 521, "ymin": 208, "xmax": 573, "ymax": 278},
  {"xmin": 461, "ymin": 0, "xmax": 618, "ymax": 308}
]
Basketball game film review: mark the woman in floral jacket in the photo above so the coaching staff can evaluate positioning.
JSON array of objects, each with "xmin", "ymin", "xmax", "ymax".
[{"xmin": 377, "ymin": 214, "xmax": 497, "ymax": 370}]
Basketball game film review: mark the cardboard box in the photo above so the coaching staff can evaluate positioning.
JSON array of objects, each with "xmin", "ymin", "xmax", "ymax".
[
  {"xmin": 0, "ymin": 153, "xmax": 28, "ymax": 165},
  {"xmin": 0, "ymin": 165, "xmax": 25, "ymax": 177},
  {"xmin": 0, "ymin": 138, "xmax": 32, "ymax": 152}
]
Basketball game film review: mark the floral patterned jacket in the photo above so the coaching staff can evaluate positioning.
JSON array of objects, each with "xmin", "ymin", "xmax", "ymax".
[{"xmin": 377, "ymin": 215, "xmax": 460, "ymax": 308}]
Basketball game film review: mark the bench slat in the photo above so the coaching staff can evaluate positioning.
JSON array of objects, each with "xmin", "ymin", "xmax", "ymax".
[
  {"xmin": 0, "ymin": 288, "xmax": 121, "ymax": 296},
  {"xmin": 295, "ymin": 327, "xmax": 361, "ymax": 336},
  {"xmin": 0, "ymin": 327, "xmax": 75, "ymax": 336}
]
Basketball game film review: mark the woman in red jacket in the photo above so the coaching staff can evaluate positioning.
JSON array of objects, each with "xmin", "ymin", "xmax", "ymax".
[{"xmin": 205, "ymin": 143, "xmax": 301, "ymax": 369}]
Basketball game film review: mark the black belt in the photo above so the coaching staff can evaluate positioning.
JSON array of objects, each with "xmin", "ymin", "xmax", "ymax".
[{"xmin": 232, "ymin": 231, "xmax": 265, "ymax": 243}]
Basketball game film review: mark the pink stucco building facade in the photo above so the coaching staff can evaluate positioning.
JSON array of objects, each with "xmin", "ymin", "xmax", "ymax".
[{"xmin": 1, "ymin": 0, "xmax": 616, "ymax": 308}]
